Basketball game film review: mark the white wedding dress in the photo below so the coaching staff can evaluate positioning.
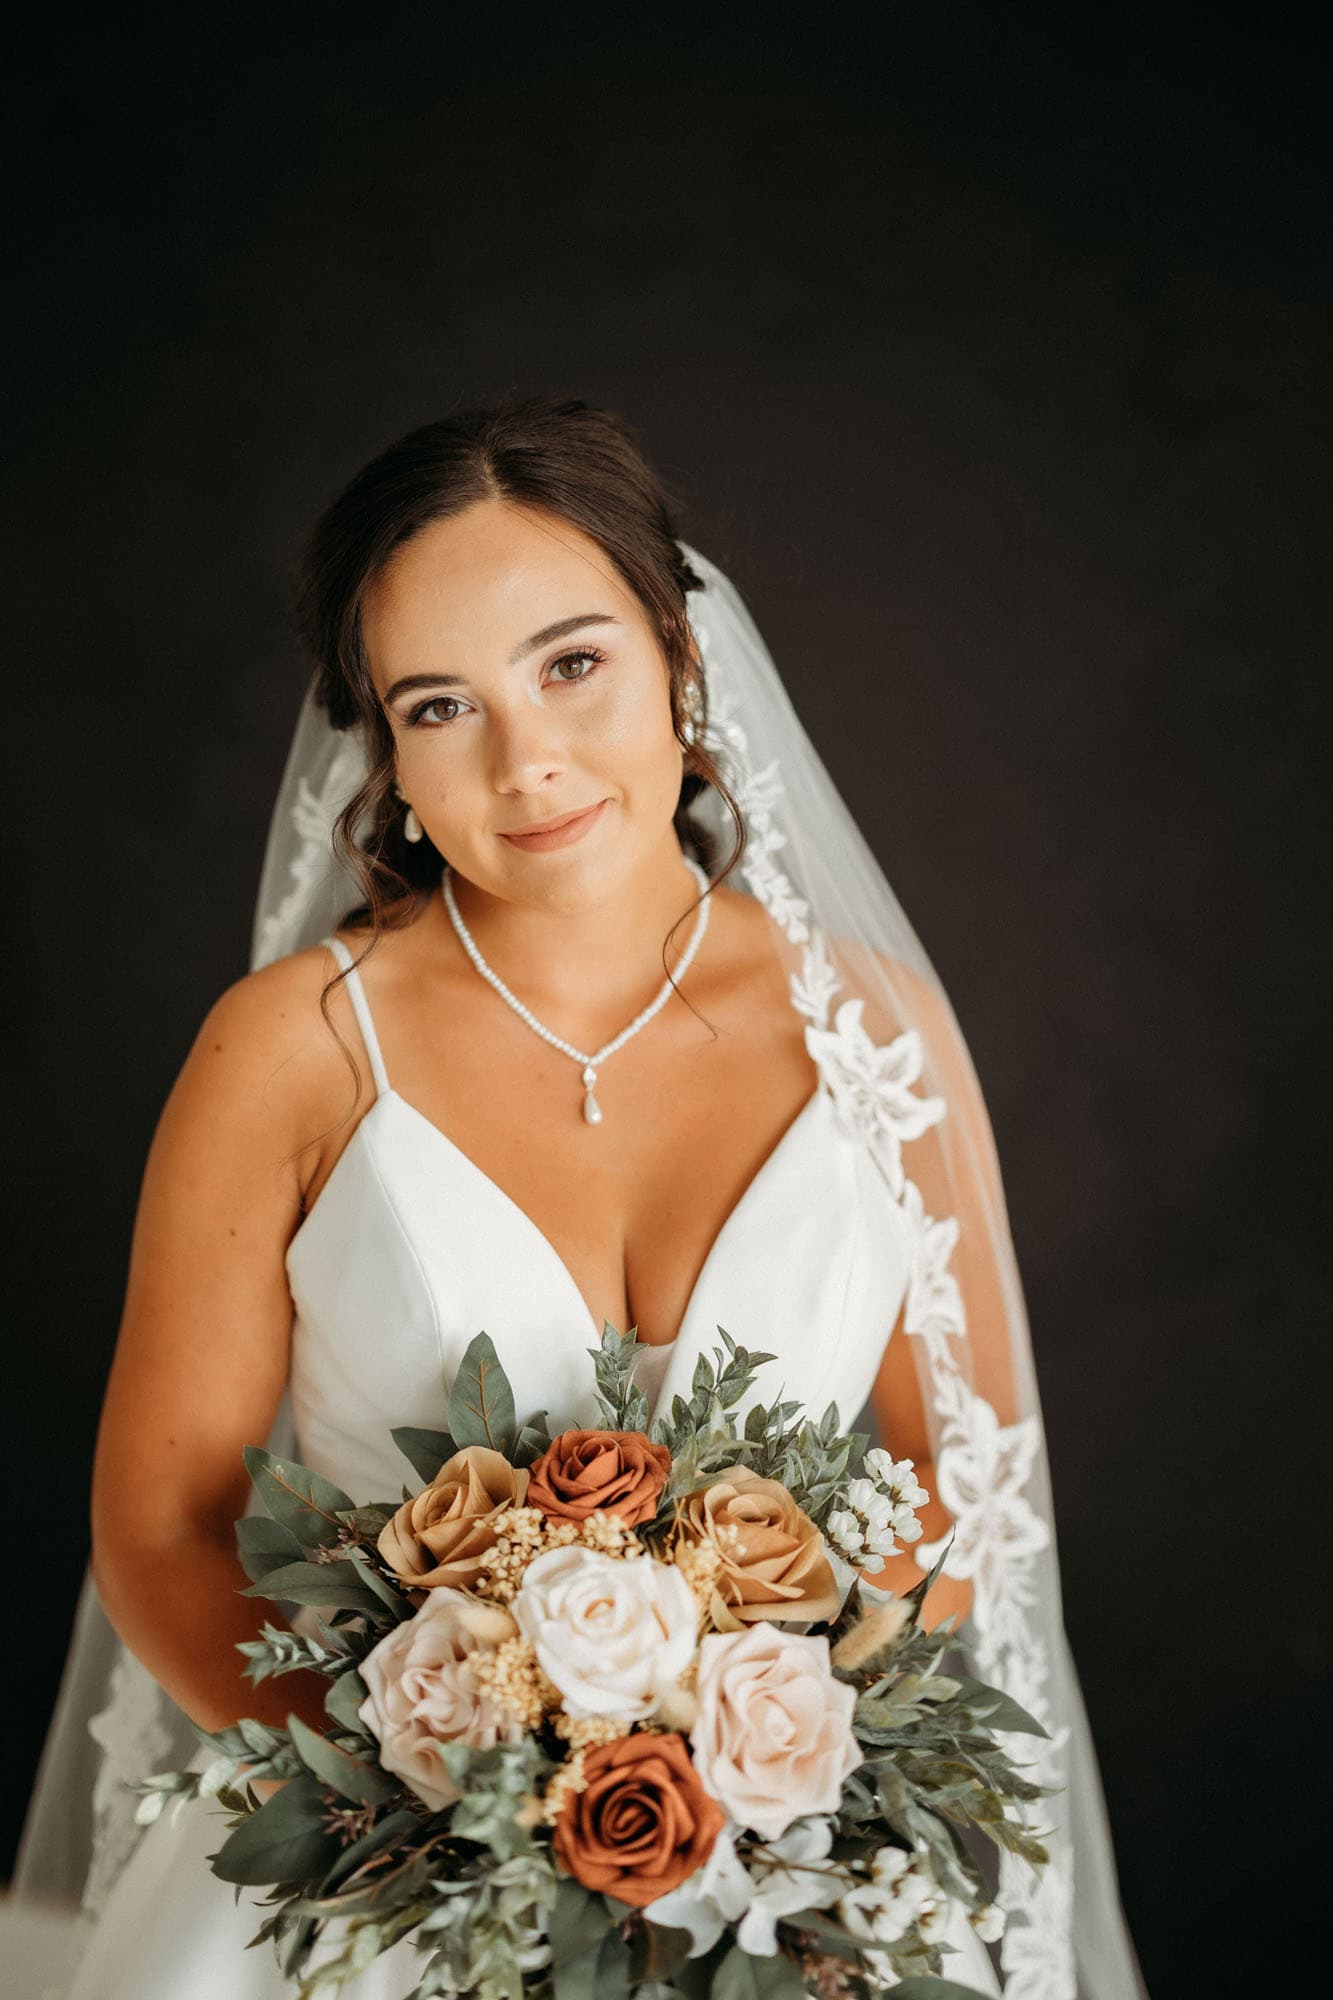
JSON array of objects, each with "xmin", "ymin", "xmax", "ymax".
[{"xmin": 59, "ymin": 935, "xmax": 1001, "ymax": 2000}]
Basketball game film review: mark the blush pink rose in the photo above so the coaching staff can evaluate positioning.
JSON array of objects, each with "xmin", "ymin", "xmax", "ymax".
[
  {"xmin": 689, "ymin": 1622, "xmax": 862, "ymax": 1840},
  {"xmin": 357, "ymin": 1586, "xmax": 523, "ymax": 1811}
]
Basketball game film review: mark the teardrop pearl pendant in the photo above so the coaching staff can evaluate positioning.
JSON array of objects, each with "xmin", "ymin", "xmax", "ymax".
[{"xmin": 440, "ymin": 856, "xmax": 713, "ymax": 1128}]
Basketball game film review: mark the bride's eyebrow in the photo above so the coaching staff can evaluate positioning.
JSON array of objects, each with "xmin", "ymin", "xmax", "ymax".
[{"xmin": 383, "ymin": 612, "xmax": 622, "ymax": 708}]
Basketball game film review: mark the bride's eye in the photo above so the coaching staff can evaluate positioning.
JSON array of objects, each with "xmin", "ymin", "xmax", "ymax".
[
  {"xmin": 547, "ymin": 646, "xmax": 608, "ymax": 685},
  {"xmin": 406, "ymin": 694, "xmax": 467, "ymax": 727}
]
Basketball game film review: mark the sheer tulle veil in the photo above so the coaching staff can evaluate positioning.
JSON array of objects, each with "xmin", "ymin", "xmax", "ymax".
[{"xmin": 13, "ymin": 541, "xmax": 1148, "ymax": 1998}]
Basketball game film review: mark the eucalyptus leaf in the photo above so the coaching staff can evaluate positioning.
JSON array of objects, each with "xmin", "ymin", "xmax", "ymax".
[
  {"xmin": 554, "ymin": 1943, "xmax": 601, "ymax": 2000},
  {"xmin": 242, "ymin": 1446, "xmax": 357, "ymax": 1548},
  {"xmin": 240, "ymin": 1560, "xmax": 390, "ymax": 1616},
  {"xmin": 513, "ymin": 1411, "xmax": 554, "ymax": 1465},
  {"xmin": 336, "ymin": 1502, "xmax": 399, "ymax": 1538},
  {"xmin": 324, "ymin": 1668, "xmax": 372, "ymax": 1735},
  {"xmin": 287, "ymin": 1713, "xmax": 399, "ymax": 1806},
  {"xmin": 592, "ymin": 1929, "xmax": 633, "ymax": 2000},
  {"xmin": 710, "ymin": 1942, "xmax": 809, "ymax": 2000},
  {"xmin": 448, "ymin": 1332, "xmax": 518, "ymax": 1454},
  {"xmin": 345, "ymin": 1549, "xmax": 416, "ymax": 1621},
  {"xmin": 549, "ymin": 1878, "xmax": 607, "ymax": 1967},
  {"xmin": 317, "ymin": 1808, "xmax": 424, "ymax": 1894},
  {"xmin": 236, "ymin": 1514, "xmax": 307, "ymax": 1582},
  {"xmin": 208, "ymin": 1772, "xmax": 342, "ymax": 1886},
  {"xmin": 390, "ymin": 1425, "xmax": 459, "ymax": 1484},
  {"xmin": 947, "ymin": 1675, "xmax": 1050, "ymax": 1739}
]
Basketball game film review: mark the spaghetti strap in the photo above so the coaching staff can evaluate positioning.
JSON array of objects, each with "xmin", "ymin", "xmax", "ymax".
[{"xmin": 321, "ymin": 935, "xmax": 391, "ymax": 1098}]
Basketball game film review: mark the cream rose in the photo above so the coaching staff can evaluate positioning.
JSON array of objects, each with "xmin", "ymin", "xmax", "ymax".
[
  {"xmin": 510, "ymin": 1543, "xmax": 697, "ymax": 1720},
  {"xmin": 357, "ymin": 1585, "xmax": 524, "ymax": 1810},
  {"xmin": 690, "ymin": 1623, "xmax": 862, "ymax": 1839}
]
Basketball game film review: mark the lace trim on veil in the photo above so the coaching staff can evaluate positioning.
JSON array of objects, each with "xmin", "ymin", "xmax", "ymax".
[{"xmin": 698, "ymin": 629, "xmax": 1076, "ymax": 1998}]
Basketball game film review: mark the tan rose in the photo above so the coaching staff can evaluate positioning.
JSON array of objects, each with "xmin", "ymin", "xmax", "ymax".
[
  {"xmin": 376, "ymin": 1445, "xmax": 528, "ymax": 1591},
  {"xmin": 526, "ymin": 1428, "xmax": 671, "ymax": 1528},
  {"xmin": 678, "ymin": 1463, "xmax": 842, "ymax": 1624},
  {"xmin": 552, "ymin": 1731, "xmax": 725, "ymax": 1907}
]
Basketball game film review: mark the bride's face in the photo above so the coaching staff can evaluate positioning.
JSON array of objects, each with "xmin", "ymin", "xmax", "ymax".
[{"xmin": 362, "ymin": 498, "xmax": 686, "ymax": 907}]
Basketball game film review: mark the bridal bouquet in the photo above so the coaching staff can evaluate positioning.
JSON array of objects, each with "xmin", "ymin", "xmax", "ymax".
[{"xmin": 135, "ymin": 1328, "xmax": 1052, "ymax": 2000}]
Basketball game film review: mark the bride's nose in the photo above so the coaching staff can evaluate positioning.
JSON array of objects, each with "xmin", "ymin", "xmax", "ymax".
[{"xmin": 485, "ymin": 697, "xmax": 569, "ymax": 793}]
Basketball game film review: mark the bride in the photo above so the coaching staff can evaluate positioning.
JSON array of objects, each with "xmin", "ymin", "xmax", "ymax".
[{"xmin": 12, "ymin": 395, "xmax": 1148, "ymax": 1998}]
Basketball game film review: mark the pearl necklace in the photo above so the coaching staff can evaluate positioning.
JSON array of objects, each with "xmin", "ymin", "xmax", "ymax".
[{"xmin": 440, "ymin": 856, "xmax": 713, "ymax": 1126}]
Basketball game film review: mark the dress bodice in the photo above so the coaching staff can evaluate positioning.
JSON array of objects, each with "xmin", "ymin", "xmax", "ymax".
[{"xmin": 286, "ymin": 937, "xmax": 915, "ymax": 1500}]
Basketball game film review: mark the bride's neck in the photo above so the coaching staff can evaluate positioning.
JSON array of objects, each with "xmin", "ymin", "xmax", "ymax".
[{"xmin": 440, "ymin": 835, "xmax": 710, "ymax": 1023}]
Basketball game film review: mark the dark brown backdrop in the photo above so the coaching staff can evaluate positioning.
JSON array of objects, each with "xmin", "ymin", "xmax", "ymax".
[{"xmin": 7, "ymin": 13, "xmax": 1327, "ymax": 1997}]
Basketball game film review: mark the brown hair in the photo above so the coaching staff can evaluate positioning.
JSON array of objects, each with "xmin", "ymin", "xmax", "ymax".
[{"xmin": 293, "ymin": 393, "xmax": 747, "ymax": 1127}]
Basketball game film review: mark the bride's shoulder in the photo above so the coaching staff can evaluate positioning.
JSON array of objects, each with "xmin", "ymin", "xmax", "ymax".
[{"xmin": 180, "ymin": 930, "xmax": 385, "ymax": 1130}]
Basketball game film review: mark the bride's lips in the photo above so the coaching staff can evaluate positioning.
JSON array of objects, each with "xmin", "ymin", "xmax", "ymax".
[{"xmin": 499, "ymin": 799, "xmax": 609, "ymax": 851}]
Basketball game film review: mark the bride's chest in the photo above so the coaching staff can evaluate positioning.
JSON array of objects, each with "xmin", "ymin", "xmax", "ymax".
[{"xmin": 318, "ymin": 1019, "xmax": 822, "ymax": 1349}]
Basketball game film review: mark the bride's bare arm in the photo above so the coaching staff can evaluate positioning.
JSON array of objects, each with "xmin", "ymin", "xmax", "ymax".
[{"xmin": 89, "ymin": 947, "xmax": 347, "ymax": 1750}]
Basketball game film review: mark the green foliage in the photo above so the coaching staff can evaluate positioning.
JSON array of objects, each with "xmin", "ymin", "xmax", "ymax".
[
  {"xmin": 240, "ymin": 1559, "xmax": 394, "ymax": 1621},
  {"xmin": 711, "ymin": 1943, "xmax": 810, "ymax": 2000},
  {"xmin": 588, "ymin": 1323, "xmax": 652, "ymax": 1434},
  {"xmin": 235, "ymin": 1619, "xmax": 358, "ymax": 1686},
  {"xmin": 287, "ymin": 1714, "xmax": 400, "ymax": 1807},
  {"xmin": 209, "ymin": 1772, "xmax": 344, "ymax": 1886},
  {"xmin": 390, "ymin": 1426, "xmax": 459, "ymax": 1483},
  {"xmin": 433, "ymin": 1737, "xmax": 553, "ymax": 1862},
  {"xmin": 236, "ymin": 1513, "xmax": 307, "ymax": 1582},
  {"xmin": 448, "ymin": 1332, "xmax": 518, "ymax": 1455},
  {"xmin": 242, "ymin": 1447, "xmax": 357, "ymax": 1549}
]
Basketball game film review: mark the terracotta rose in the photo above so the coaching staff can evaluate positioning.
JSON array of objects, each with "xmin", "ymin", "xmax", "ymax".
[
  {"xmin": 552, "ymin": 1731, "xmax": 725, "ymax": 1907},
  {"xmin": 679, "ymin": 1463, "xmax": 842, "ymax": 1623},
  {"xmin": 377, "ymin": 1445, "xmax": 528, "ymax": 1591},
  {"xmin": 526, "ymin": 1428, "xmax": 671, "ymax": 1528}
]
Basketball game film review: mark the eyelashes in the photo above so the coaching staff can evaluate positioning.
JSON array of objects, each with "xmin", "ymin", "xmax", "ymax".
[{"xmin": 403, "ymin": 646, "xmax": 609, "ymax": 729}]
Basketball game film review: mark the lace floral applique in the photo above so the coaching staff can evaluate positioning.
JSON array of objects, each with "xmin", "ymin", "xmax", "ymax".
[
  {"xmin": 803, "ymin": 1002, "xmax": 947, "ymax": 1198},
  {"xmin": 913, "ymin": 1372, "xmax": 1051, "ymax": 1605},
  {"xmin": 899, "ymin": 1177, "xmax": 967, "ymax": 1364}
]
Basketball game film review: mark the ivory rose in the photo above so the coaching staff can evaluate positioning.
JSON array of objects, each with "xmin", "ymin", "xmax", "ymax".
[
  {"xmin": 690, "ymin": 1623, "xmax": 862, "ymax": 1839},
  {"xmin": 356, "ymin": 1586, "xmax": 524, "ymax": 1811},
  {"xmin": 376, "ymin": 1445, "xmax": 528, "ymax": 1592},
  {"xmin": 552, "ymin": 1731, "xmax": 725, "ymax": 1907},
  {"xmin": 526, "ymin": 1427, "xmax": 671, "ymax": 1527},
  {"xmin": 510, "ymin": 1543, "xmax": 697, "ymax": 1719},
  {"xmin": 678, "ymin": 1464, "xmax": 842, "ymax": 1623}
]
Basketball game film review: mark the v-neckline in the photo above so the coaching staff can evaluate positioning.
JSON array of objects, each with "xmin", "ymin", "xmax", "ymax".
[
  {"xmin": 293, "ymin": 1082, "xmax": 827, "ymax": 1352},
  {"xmin": 387, "ymin": 1085, "xmax": 825, "ymax": 1347}
]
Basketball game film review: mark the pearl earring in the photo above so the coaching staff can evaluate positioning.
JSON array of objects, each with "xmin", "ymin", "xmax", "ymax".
[
  {"xmin": 680, "ymin": 672, "xmax": 705, "ymax": 749},
  {"xmin": 394, "ymin": 781, "xmax": 424, "ymax": 843}
]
